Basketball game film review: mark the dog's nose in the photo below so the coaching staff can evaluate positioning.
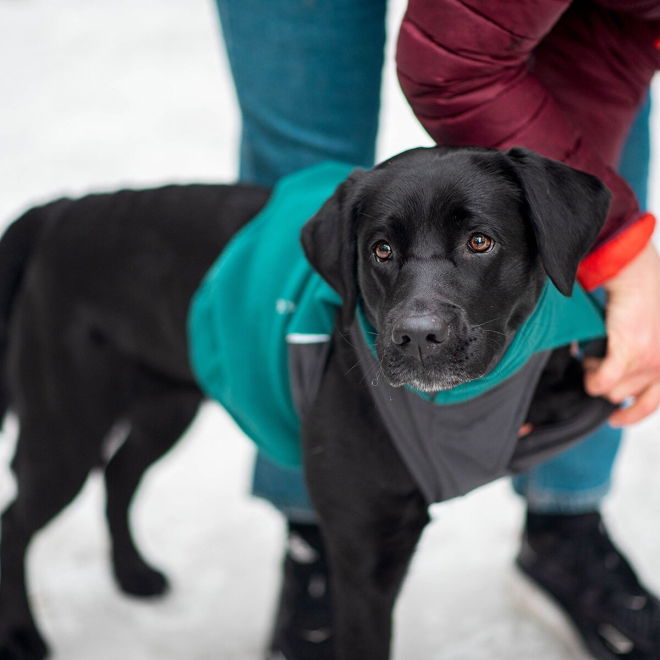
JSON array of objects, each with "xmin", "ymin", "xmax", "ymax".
[{"xmin": 391, "ymin": 316, "xmax": 449, "ymax": 352}]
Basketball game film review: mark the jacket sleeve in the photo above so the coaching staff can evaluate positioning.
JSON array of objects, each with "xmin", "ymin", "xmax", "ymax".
[{"xmin": 396, "ymin": 0, "xmax": 659, "ymax": 289}]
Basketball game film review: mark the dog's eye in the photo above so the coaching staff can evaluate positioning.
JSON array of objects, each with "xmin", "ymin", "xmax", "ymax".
[
  {"xmin": 373, "ymin": 240, "xmax": 393, "ymax": 262},
  {"xmin": 467, "ymin": 233, "xmax": 493, "ymax": 253}
]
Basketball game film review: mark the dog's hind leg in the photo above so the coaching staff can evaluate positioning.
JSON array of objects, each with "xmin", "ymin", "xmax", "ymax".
[
  {"xmin": 0, "ymin": 286, "xmax": 147, "ymax": 658},
  {"xmin": 0, "ymin": 417, "xmax": 108, "ymax": 660},
  {"xmin": 103, "ymin": 385, "xmax": 201, "ymax": 598}
]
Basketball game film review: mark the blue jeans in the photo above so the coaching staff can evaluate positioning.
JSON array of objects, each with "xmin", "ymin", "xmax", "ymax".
[
  {"xmin": 216, "ymin": 0, "xmax": 385, "ymax": 186},
  {"xmin": 215, "ymin": 0, "xmax": 651, "ymax": 520}
]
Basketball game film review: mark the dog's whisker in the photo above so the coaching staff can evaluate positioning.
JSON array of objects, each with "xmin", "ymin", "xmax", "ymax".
[
  {"xmin": 343, "ymin": 359, "xmax": 363, "ymax": 377},
  {"xmin": 357, "ymin": 211, "xmax": 380, "ymax": 221},
  {"xmin": 367, "ymin": 361, "xmax": 383, "ymax": 387},
  {"xmin": 471, "ymin": 316, "xmax": 505, "ymax": 329},
  {"xmin": 354, "ymin": 352, "xmax": 386, "ymax": 388},
  {"xmin": 337, "ymin": 330, "xmax": 358, "ymax": 350},
  {"xmin": 480, "ymin": 328, "xmax": 506, "ymax": 337}
]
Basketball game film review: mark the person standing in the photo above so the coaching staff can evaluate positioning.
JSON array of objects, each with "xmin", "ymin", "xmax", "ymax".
[{"xmin": 216, "ymin": 1, "xmax": 660, "ymax": 658}]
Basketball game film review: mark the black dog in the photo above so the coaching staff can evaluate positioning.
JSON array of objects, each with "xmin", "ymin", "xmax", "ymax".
[{"xmin": 0, "ymin": 146, "xmax": 609, "ymax": 659}]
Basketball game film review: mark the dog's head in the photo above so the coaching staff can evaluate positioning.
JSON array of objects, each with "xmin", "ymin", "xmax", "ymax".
[{"xmin": 302, "ymin": 147, "xmax": 610, "ymax": 392}]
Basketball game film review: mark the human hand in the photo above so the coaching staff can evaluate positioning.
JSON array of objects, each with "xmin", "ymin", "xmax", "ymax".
[{"xmin": 584, "ymin": 242, "xmax": 660, "ymax": 426}]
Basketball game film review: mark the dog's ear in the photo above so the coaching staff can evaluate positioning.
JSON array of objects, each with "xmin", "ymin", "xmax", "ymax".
[
  {"xmin": 506, "ymin": 147, "xmax": 611, "ymax": 295},
  {"xmin": 301, "ymin": 169, "xmax": 367, "ymax": 328}
]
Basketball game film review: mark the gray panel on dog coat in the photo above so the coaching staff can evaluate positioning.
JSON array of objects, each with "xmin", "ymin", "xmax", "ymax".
[
  {"xmin": 341, "ymin": 324, "xmax": 614, "ymax": 504},
  {"xmin": 287, "ymin": 325, "xmax": 614, "ymax": 505}
]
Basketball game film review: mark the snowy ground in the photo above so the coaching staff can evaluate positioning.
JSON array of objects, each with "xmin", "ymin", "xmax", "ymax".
[{"xmin": 0, "ymin": 1, "xmax": 658, "ymax": 659}]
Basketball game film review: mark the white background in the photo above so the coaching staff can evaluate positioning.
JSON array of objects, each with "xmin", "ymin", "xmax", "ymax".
[{"xmin": 0, "ymin": 1, "xmax": 658, "ymax": 658}]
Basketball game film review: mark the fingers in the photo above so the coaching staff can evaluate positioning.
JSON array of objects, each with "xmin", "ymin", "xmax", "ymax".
[
  {"xmin": 582, "ymin": 243, "xmax": 660, "ymax": 425},
  {"xmin": 583, "ymin": 352, "xmax": 660, "ymax": 426},
  {"xmin": 584, "ymin": 353, "xmax": 628, "ymax": 397},
  {"xmin": 607, "ymin": 373, "xmax": 657, "ymax": 405},
  {"xmin": 608, "ymin": 382, "xmax": 660, "ymax": 427}
]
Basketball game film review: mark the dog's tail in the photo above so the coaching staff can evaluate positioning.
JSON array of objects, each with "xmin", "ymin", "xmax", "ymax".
[{"xmin": 0, "ymin": 203, "xmax": 53, "ymax": 425}]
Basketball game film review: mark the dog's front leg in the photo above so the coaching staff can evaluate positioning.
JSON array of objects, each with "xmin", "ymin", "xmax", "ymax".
[
  {"xmin": 301, "ymin": 339, "xmax": 429, "ymax": 660},
  {"xmin": 318, "ymin": 486, "xmax": 428, "ymax": 660}
]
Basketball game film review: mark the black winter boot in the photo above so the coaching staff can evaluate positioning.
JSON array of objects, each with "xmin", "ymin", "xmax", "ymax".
[
  {"xmin": 266, "ymin": 522, "xmax": 334, "ymax": 660},
  {"xmin": 516, "ymin": 511, "xmax": 660, "ymax": 659}
]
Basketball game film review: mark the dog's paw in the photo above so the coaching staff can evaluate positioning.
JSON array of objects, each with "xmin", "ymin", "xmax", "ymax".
[
  {"xmin": 114, "ymin": 562, "xmax": 170, "ymax": 598},
  {"xmin": 0, "ymin": 624, "xmax": 49, "ymax": 660}
]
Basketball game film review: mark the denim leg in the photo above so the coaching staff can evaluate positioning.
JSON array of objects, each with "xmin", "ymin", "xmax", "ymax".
[
  {"xmin": 512, "ymin": 424, "xmax": 622, "ymax": 513},
  {"xmin": 216, "ymin": 0, "xmax": 386, "ymax": 187},
  {"xmin": 216, "ymin": 0, "xmax": 386, "ymax": 520},
  {"xmin": 251, "ymin": 456, "xmax": 318, "ymax": 523},
  {"xmin": 513, "ymin": 93, "xmax": 652, "ymax": 512}
]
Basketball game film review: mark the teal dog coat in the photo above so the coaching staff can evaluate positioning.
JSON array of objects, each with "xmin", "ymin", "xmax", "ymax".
[{"xmin": 188, "ymin": 162, "xmax": 613, "ymax": 504}]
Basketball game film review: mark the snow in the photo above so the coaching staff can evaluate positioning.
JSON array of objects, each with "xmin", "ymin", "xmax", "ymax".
[{"xmin": 0, "ymin": 1, "xmax": 658, "ymax": 658}]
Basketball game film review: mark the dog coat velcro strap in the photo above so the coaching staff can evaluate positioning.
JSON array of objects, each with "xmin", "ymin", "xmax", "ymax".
[{"xmin": 509, "ymin": 394, "xmax": 616, "ymax": 474}]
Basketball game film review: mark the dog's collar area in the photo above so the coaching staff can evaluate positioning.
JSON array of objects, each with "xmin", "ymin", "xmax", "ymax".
[{"xmin": 354, "ymin": 279, "xmax": 605, "ymax": 405}]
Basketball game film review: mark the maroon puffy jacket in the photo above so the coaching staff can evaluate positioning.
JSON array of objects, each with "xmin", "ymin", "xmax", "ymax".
[{"xmin": 397, "ymin": 0, "xmax": 660, "ymax": 289}]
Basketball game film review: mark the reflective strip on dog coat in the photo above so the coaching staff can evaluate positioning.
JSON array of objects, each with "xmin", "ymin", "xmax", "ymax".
[{"xmin": 187, "ymin": 162, "xmax": 612, "ymax": 504}]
